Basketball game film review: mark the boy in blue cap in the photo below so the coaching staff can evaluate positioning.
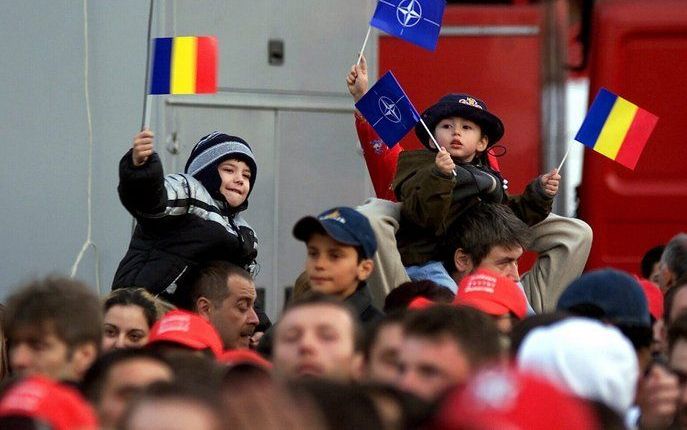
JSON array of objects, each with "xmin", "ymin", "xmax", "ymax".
[{"xmin": 293, "ymin": 207, "xmax": 384, "ymax": 325}]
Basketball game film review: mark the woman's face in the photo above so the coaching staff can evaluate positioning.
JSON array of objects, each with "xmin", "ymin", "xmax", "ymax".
[{"xmin": 102, "ymin": 304, "xmax": 151, "ymax": 352}]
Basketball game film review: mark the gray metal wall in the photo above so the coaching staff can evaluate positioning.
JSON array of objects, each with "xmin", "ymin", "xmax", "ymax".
[{"xmin": 0, "ymin": 0, "xmax": 377, "ymax": 318}]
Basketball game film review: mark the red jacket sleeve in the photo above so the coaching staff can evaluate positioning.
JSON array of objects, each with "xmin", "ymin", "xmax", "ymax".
[{"xmin": 355, "ymin": 113, "xmax": 402, "ymax": 202}]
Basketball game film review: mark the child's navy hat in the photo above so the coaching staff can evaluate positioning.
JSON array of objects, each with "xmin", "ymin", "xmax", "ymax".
[
  {"xmin": 293, "ymin": 207, "xmax": 377, "ymax": 259},
  {"xmin": 184, "ymin": 132, "xmax": 257, "ymax": 201},
  {"xmin": 415, "ymin": 93, "xmax": 505, "ymax": 151}
]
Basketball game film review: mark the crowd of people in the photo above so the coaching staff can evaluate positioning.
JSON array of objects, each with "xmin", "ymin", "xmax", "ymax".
[{"xmin": 1, "ymin": 58, "xmax": 686, "ymax": 430}]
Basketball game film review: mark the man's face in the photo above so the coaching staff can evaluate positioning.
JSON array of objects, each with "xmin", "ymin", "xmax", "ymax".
[
  {"xmin": 98, "ymin": 358, "xmax": 173, "ymax": 430},
  {"xmin": 364, "ymin": 321, "xmax": 403, "ymax": 385},
  {"xmin": 9, "ymin": 324, "xmax": 78, "ymax": 380},
  {"xmin": 208, "ymin": 274, "xmax": 259, "ymax": 349},
  {"xmin": 396, "ymin": 334, "xmax": 471, "ymax": 401},
  {"xmin": 273, "ymin": 304, "xmax": 360, "ymax": 382},
  {"xmin": 477, "ymin": 245, "xmax": 523, "ymax": 282},
  {"xmin": 669, "ymin": 339, "xmax": 687, "ymax": 429}
]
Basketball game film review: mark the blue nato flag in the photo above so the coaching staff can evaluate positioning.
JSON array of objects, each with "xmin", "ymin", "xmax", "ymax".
[
  {"xmin": 355, "ymin": 71, "xmax": 420, "ymax": 148},
  {"xmin": 370, "ymin": 0, "xmax": 446, "ymax": 51}
]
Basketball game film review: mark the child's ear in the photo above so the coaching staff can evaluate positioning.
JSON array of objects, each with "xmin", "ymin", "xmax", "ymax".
[
  {"xmin": 477, "ymin": 135, "xmax": 489, "ymax": 152},
  {"xmin": 356, "ymin": 259, "xmax": 374, "ymax": 282}
]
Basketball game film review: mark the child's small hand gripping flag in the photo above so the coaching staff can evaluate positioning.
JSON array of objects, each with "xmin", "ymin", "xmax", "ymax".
[
  {"xmin": 575, "ymin": 88, "xmax": 658, "ymax": 170},
  {"xmin": 150, "ymin": 36, "xmax": 217, "ymax": 95},
  {"xmin": 355, "ymin": 71, "xmax": 420, "ymax": 148},
  {"xmin": 370, "ymin": 0, "xmax": 446, "ymax": 51}
]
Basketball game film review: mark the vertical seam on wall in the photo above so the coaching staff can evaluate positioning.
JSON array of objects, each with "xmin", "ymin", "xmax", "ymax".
[{"xmin": 272, "ymin": 108, "xmax": 280, "ymax": 319}]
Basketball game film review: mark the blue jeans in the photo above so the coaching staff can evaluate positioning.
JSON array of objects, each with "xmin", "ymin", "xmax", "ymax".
[{"xmin": 405, "ymin": 261, "xmax": 458, "ymax": 293}]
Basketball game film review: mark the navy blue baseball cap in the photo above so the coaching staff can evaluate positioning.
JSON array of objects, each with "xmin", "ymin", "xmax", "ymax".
[
  {"xmin": 293, "ymin": 207, "xmax": 377, "ymax": 259},
  {"xmin": 556, "ymin": 268, "xmax": 651, "ymax": 327}
]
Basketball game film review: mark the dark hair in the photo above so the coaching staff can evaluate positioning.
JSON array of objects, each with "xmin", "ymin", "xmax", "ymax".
[
  {"xmin": 118, "ymin": 381, "xmax": 222, "ymax": 430},
  {"xmin": 81, "ymin": 348, "xmax": 171, "ymax": 404},
  {"xmin": 104, "ymin": 288, "xmax": 159, "ymax": 328},
  {"xmin": 287, "ymin": 379, "xmax": 383, "ymax": 430},
  {"xmin": 662, "ymin": 233, "xmax": 687, "ymax": 285},
  {"xmin": 362, "ymin": 310, "xmax": 406, "ymax": 360},
  {"xmin": 440, "ymin": 203, "xmax": 531, "ymax": 274},
  {"xmin": 189, "ymin": 261, "xmax": 252, "ymax": 310},
  {"xmin": 4, "ymin": 276, "xmax": 102, "ymax": 352},
  {"xmin": 402, "ymin": 305, "xmax": 501, "ymax": 367},
  {"xmin": 281, "ymin": 292, "xmax": 364, "ymax": 352},
  {"xmin": 358, "ymin": 383, "xmax": 434, "ymax": 430},
  {"xmin": 641, "ymin": 245, "xmax": 665, "ymax": 279},
  {"xmin": 383, "ymin": 280, "xmax": 455, "ymax": 313},
  {"xmin": 668, "ymin": 312, "xmax": 687, "ymax": 354}
]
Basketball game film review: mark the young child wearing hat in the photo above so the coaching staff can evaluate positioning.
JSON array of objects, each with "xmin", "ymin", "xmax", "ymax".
[
  {"xmin": 292, "ymin": 207, "xmax": 384, "ymax": 325},
  {"xmin": 113, "ymin": 129, "xmax": 258, "ymax": 306},
  {"xmin": 393, "ymin": 93, "xmax": 560, "ymax": 291}
]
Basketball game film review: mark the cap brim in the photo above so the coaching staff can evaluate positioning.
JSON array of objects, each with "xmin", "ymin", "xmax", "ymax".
[{"xmin": 457, "ymin": 297, "xmax": 511, "ymax": 317}]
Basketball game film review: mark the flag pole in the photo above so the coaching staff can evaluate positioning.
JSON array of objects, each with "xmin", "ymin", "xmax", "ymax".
[
  {"xmin": 357, "ymin": 26, "xmax": 371, "ymax": 66},
  {"xmin": 420, "ymin": 118, "xmax": 457, "ymax": 177},
  {"xmin": 141, "ymin": 0, "xmax": 155, "ymax": 130},
  {"xmin": 557, "ymin": 143, "xmax": 572, "ymax": 172}
]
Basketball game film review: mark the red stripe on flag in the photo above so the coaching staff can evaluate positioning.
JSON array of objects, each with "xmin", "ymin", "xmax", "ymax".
[
  {"xmin": 614, "ymin": 108, "xmax": 659, "ymax": 170},
  {"xmin": 195, "ymin": 36, "xmax": 217, "ymax": 94}
]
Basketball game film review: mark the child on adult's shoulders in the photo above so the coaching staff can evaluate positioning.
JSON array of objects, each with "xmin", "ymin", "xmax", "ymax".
[
  {"xmin": 293, "ymin": 206, "xmax": 384, "ymax": 326},
  {"xmin": 392, "ymin": 93, "xmax": 560, "ymax": 291}
]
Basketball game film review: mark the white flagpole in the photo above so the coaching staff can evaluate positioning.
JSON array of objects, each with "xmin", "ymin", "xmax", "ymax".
[
  {"xmin": 140, "ymin": 0, "xmax": 154, "ymax": 130},
  {"xmin": 357, "ymin": 26, "xmax": 371, "ymax": 66},
  {"xmin": 557, "ymin": 143, "xmax": 572, "ymax": 172},
  {"xmin": 419, "ymin": 118, "xmax": 456, "ymax": 177}
]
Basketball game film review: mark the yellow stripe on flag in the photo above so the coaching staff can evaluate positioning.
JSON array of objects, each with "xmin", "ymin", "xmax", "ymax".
[
  {"xmin": 593, "ymin": 97, "xmax": 638, "ymax": 159},
  {"xmin": 171, "ymin": 37, "xmax": 197, "ymax": 94}
]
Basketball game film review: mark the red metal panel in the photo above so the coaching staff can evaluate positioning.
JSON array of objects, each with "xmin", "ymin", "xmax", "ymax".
[
  {"xmin": 579, "ymin": 0, "xmax": 687, "ymax": 272},
  {"xmin": 379, "ymin": 4, "xmax": 544, "ymax": 193}
]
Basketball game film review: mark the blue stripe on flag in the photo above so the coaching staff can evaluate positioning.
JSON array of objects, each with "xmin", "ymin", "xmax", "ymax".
[
  {"xmin": 150, "ymin": 38, "xmax": 173, "ymax": 95},
  {"xmin": 574, "ymin": 88, "xmax": 618, "ymax": 149}
]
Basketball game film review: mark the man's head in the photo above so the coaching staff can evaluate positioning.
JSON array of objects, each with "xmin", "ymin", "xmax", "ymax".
[
  {"xmin": 82, "ymin": 349, "xmax": 173, "ymax": 430},
  {"xmin": 362, "ymin": 311, "xmax": 406, "ymax": 385},
  {"xmin": 659, "ymin": 233, "xmax": 687, "ymax": 291},
  {"xmin": 397, "ymin": 305, "xmax": 501, "ymax": 401},
  {"xmin": 557, "ymin": 268, "xmax": 653, "ymax": 370},
  {"xmin": 383, "ymin": 280, "xmax": 455, "ymax": 314},
  {"xmin": 454, "ymin": 268, "xmax": 528, "ymax": 333},
  {"xmin": 4, "ymin": 277, "xmax": 102, "ymax": 382},
  {"xmin": 191, "ymin": 261, "xmax": 259, "ymax": 349},
  {"xmin": 441, "ymin": 203, "xmax": 530, "ymax": 283},
  {"xmin": 293, "ymin": 207, "xmax": 377, "ymax": 299},
  {"xmin": 273, "ymin": 293, "xmax": 363, "ymax": 382},
  {"xmin": 119, "ymin": 382, "xmax": 223, "ymax": 430},
  {"xmin": 641, "ymin": 244, "xmax": 665, "ymax": 283}
]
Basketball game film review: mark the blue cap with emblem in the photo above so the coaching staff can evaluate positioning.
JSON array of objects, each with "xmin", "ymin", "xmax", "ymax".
[{"xmin": 293, "ymin": 207, "xmax": 377, "ymax": 259}]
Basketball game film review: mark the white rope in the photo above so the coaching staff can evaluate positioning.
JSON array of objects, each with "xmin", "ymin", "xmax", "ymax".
[{"xmin": 70, "ymin": 0, "xmax": 101, "ymax": 294}]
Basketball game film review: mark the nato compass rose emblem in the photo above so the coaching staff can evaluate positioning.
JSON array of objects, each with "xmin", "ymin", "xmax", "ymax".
[
  {"xmin": 378, "ymin": 96, "xmax": 402, "ymax": 123},
  {"xmin": 396, "ymin": 0, "xmax": 422, "ymax": 28}
]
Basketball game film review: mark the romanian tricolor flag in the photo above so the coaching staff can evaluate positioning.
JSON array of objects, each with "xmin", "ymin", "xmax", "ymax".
[
  {"xmin": 575, "ymin": 88, "xmax": 658, "ymax": 170},
  {"xmin": 150, "ymin": 36, "xmax": 217, "ymax": 95}
]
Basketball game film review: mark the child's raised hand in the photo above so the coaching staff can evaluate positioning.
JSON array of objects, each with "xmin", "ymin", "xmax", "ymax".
[
  {"xmin": 346, "ymin": 54, "xmax": 368, "ymax": 102},
  {"xmin": 132, "ymin": 129, "xmax": 154, "ymax": 166},
  {"xmin": 435, "ymin": 147, "xmax": 456, "ymax": 177},
  {"xmin": 540, "ymin": 168, "xmax": 561, "ymax": 197}
]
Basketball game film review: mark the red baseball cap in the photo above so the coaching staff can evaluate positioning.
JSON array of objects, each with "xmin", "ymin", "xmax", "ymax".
[
  {"xmin": 219, "ymin": 349, "xmax": 272, "ymax": 370},
  {"xmin": 147, "ymin": 309, "xmax": 223, "ymax": 358},
  {"xmin": 636, "ymin": 276, "xmax": 664, "ymax": 321},
  {"xmin": 0, "ymin": 376, "xmax": 98, "ymax": 430},
  {"xmin": 455, "ymin": 269, "xmax": 527, "ymax": 319},
  {"xmin": 433, "ymin": 367, "xmax": 599, "ymax": 430},
  {"xmin": 408, "ymin": 296, "xmax": 435, "ymax": 310}
]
